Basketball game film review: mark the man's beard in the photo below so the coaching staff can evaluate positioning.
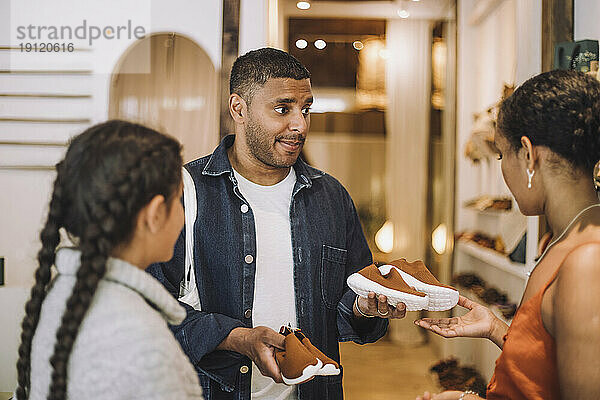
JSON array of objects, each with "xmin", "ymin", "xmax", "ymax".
[{"xmin": 245, "ymin": 118, "xmax": 304, "ymax": 168}]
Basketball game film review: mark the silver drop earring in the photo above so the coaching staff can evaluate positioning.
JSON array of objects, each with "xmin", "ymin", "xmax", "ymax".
[{"xmin": 527, "ymin": 168, "xmax": 535, "ymax": 189}]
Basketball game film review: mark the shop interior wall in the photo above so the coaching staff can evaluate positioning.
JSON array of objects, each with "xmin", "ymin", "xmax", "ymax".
[
  {"xmin": 447, "ymin": 0, "xmax": 600, "ymax": 382},
  {"xmin": 0, "ymin": 0, "xmax": 272, "ymax": 391},
  {"xmin": 574, "ymin": 0, "xmax": 600, "ymax": 41},
  {"xmin": 439, "ymin": 0, "xmax": 543, "ymax": 381}
]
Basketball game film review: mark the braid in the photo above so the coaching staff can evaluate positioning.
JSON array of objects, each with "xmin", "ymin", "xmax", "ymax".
[
  {"xmin": 47, "ymin": 227, "xmax": 111, "ymax": 400},
  {"xmin": 15, "ymin": 163, "xmax": 65, "ymax": 399}
]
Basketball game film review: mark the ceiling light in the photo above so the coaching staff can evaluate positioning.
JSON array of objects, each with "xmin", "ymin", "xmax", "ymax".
[
  {"xmin": 352, "ymin": 41, "xmax": 364, "ymax": 50},
  {"xmin": 295, "ymin": 39, "xmax": 308, "ymax": 49},
  {"xmin": 296, "ymin": 1, "xmax": 311, "ymax": 10},
  {"xmin": 314, "ymin": 39, "xmax": 326, "ymax": 50},
  {"xmin": 397, "ymin": 9, "xmax": 410, "ymax": 18}
]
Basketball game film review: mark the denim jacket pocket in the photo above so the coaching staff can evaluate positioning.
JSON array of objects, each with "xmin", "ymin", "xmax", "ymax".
[{"xmin": 320, "ymin": 244, "xmax": 348, "ymax": 309}]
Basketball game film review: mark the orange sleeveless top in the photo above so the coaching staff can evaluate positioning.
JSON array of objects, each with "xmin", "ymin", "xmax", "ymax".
[{"xmin": 487, "ymin": 211, "xmax": 600, "ymax": 400}]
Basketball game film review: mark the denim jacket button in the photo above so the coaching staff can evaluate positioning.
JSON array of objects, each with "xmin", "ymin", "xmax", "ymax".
[
  {"xmin": 244, "ymin": 254, "xmax": 254, "ymax": 264},
  {"xmin": 241, "ymin": 204, "xmax": 249, "ymax": 213},
  {"xmin": 240, "ymin": 365, "xmax": 249, "ymax": 374},
  {"xmin": 244, "ymin": 309, "xmax": 252, "ymax": 319}
]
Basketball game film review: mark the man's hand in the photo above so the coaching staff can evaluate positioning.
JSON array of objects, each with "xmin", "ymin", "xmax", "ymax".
[
  {"xmin": 354, "ymin": 292, "xmax": 407, "ymax": 319},
  {"xmin": 217, "ymin": 326, "xmax": 285, "ymax": 383}
]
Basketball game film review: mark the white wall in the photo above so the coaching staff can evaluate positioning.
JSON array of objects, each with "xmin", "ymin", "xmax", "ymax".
[
  {"xmin": 1, "ymin": 0, "xmax": 223, "ymax": 286},
  {"xmin": 455, "ymin": 0, "xmax": 542, "ymax": 233},
  {"xmin": 574, "ymin": 0, "xmax": 600, "ymax": 41},
  {"xmin": 456, "ymin": 0, "xmax": 519, "ymax": 233},
  {"xmin": 0, "ymin": 0, "xmax": 270, "ymax": 391},
  {"xmin": 240, "ymin": 0, "xmax": 269, "ymax": 54},
  {"xmin": 452, "ymin": 0, "xmax": 547, "ymax": 381}
]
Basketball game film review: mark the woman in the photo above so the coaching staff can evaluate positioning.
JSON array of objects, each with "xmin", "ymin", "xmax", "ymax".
[
  {"xmin": 416, "ymin": 70, "xmax": 600, "ymax": 399},
  {"xmin": 14, "ymin": 120, "xmax": 203, "ymax": 399}
]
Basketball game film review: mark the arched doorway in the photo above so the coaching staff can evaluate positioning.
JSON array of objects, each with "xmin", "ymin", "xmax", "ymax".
[{"xmin": 109, "ymin": 32, "xmax": 218, "ymax": 162}]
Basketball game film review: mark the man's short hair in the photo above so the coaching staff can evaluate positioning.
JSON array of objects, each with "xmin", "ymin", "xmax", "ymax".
[{"xmin": 230, "ymin": 48, "xmax": 311, "ymax": 104}]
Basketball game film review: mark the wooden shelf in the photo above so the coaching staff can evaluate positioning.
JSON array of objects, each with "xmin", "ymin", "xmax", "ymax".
[
  {"xmin": 456, "ymin": 240, "xmax": 528, "ymax": 280},
  {"xmin": 463, "ymin": 205, "xmax": 512, "ymax": 215}
]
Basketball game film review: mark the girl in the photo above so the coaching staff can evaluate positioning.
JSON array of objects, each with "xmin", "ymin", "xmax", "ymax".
[{"xmin": 14, "ymin": 120, "xmax": 203, "ymax": 399}]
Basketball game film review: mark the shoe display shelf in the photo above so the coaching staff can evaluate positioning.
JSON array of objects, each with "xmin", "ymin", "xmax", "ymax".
[
  {"xmin": 456, "ymin": 240, "xmax": 527, "ymax": 282},
  {"xmin": 444, "ymin": 294, "xmax": 502, "ymax": 384},
  {"xmin": 446, "ymin": 220, "xmax": 537, "ymax": 384}
]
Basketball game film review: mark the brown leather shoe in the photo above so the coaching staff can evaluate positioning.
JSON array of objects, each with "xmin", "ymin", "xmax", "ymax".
[
  {"xmin": 347, "ymin": 264, "xmax": 429, "ymax": 311},
  {"xmin": 386, "ymin": 259, "xmax": 459, "ymax": 311},
  {"xmin": 294, "ymin": 330, "xmax": 340, "ymax": 376},
  {"xmin": 275, "ymin": 328, "xmax": 323, "ymax": 385}
]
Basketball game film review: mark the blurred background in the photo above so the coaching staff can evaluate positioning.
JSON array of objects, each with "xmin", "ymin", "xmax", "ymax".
[{"xmin": 1, "ymin": 0, "xmax": 599, "ymax": 398}]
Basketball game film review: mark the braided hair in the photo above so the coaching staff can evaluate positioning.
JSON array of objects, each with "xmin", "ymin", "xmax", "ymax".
[
  {"xmin": 497, "ymin": 70, "xmax": 600, "ymax": 176},
  {"xmin": 15, "ymin": 120, "xmax": 182, "ymax": 400}
]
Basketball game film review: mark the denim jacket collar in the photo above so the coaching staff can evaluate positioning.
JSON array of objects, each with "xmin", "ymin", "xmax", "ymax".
[{"xmin": 202, "ymin": 134, "xmax": 325, "ymax": 187}]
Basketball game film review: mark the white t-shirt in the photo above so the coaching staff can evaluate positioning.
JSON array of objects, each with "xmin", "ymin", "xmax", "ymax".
[{"xmin": 233, "ymin": 167, "xmax": 298, "ymax": 400}]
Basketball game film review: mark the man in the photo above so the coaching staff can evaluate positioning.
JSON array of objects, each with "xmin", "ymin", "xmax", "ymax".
[{"xmin": 149, "ymin": 48, "xmax": 406, "ymax": 400}]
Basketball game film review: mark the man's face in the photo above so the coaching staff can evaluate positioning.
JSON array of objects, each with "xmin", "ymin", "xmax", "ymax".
[{"xmin": 243, "ymin": 77, "xmax": 313, "ymax": 168}]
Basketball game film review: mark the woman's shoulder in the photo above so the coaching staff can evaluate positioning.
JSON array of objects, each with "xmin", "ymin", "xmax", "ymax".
[{"xmin": 559, "ymin": 241, "xmax": 600, "ymax": 278}]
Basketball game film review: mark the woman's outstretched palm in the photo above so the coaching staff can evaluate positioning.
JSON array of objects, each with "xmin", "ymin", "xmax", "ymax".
[{"xmin": 414, "ymin": 295, "xmax": 497, "ymax": 339}]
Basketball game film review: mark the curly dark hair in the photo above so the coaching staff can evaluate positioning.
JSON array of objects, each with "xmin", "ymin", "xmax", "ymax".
[
  {"xmin": 230, "ymin": 47, "xmax": 311, "ymax": 104},
  {"xmin": 497, "ymin": 70, "xmax": 600, "ymax": 175},
  {"xmin": 15, "ymin": 120, "xmax": 182, "ymax": 400}
]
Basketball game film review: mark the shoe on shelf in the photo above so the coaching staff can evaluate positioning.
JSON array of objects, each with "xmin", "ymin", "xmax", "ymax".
[
  {"xmin": 385, "ymin": 259, "xmax": 459, "ymax": 311},
  {"xmin": 275, "ymin": 327, "xmax": 323, "ymax": 385},
  {"xmin": 346, "ymin": 264, "xmax": 429, "ymax": 311},
  {"xmin": 293, "ymin": 330, "xmax": 340, "ymax": 376}
]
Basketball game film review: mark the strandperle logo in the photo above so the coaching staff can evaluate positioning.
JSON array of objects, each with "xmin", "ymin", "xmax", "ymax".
[{"xmin": 16, "ymin": 19, "xmax": 146, "ymax": 46}]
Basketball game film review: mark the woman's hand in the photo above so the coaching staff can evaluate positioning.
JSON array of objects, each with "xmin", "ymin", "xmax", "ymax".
[
  {"xmin": 414, "ymin": 295, "xmax": 507, "ymax": 348},
  {"xmin": 416, "ymin": 390, "xmax": 482, "ymax": 400}
]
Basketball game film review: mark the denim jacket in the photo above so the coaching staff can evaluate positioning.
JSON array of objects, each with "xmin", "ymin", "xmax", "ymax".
[{"xmin": 148, "ymin": 135, "xmax": 388, "ymax": 400}]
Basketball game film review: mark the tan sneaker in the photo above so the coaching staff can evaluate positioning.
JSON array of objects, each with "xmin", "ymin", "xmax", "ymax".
[
  {"xmin": 275, "ymin": 327, "xmax": 323, "ymax": 385},
  {"xmin": 347, "ymin": 264, "xmax": 429, "ymax": 311},
  {"xmin": 385, "ymin": 259, "xmax": 459, "ymax": 311},
  {"xmin": 294, "ymin": 330, "xmax": 340, "ymax": 376}
]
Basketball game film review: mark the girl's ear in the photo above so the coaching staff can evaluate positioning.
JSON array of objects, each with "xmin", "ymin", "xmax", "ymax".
[{"xmin": 138, "ymin": 194, "xmax": 167, "ymax": 234}]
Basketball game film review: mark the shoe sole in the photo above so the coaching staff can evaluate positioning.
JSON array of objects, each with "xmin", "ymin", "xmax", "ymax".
[
  {"xmin": 317, "ymin": 363, "xmax": 340, "ymax": 376},
  {"xmin": 282, "ymin": 359, "xmax": 323, "ymax": 385},
  {"xmin": 381, "ymin": 265, "xmax": 459, "ymax": 311},
  {"xmin": 346, "ymin": 273, "xmax": 430, "ymax": 311}
]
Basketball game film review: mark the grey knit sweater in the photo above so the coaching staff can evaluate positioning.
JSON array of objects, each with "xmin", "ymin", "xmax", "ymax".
[{"xmin": 22, "ymin": 247, "xmax": 203, "ymax": 400}]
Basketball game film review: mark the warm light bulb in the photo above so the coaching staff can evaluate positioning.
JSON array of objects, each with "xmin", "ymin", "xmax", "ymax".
[
  {"xmin": 432, "ymin": 224, "xmax": 448, "ymax": 255},
  {"xmin": 296, "ymin": 1, "xmax": 311, "ymax": 10},
  {"xmin": 314, "ymin": 39, "xmax": 327, "ymax": 50},
  {"xmin": 295, "ymin": 39, "xmax": 308, "ymax": 49},
  {"xmin": 375, "ymin": 220, "xmax": 394, "ymax": 254},
  {"xmin": 353, "ymin": 40, "xmax": 364, "ymax": 50},
  {"xmin": 397, "ymin": 9, "xmax": 410, "ymax": 18}
]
